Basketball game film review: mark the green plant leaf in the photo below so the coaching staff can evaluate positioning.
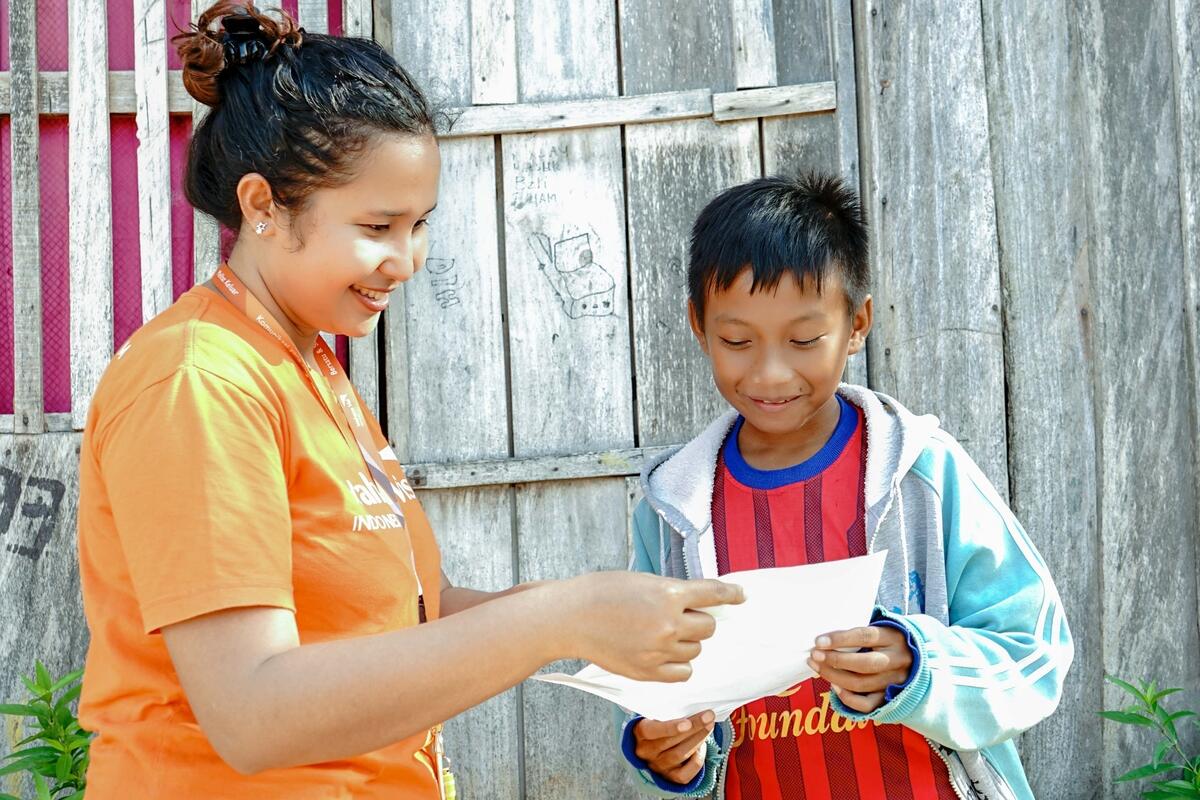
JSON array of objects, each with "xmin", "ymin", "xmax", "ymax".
[
  {"xmin": 33, "ymin": 773, "xmax": 51, "ymax": 800},
  {"xmin": 34, "ymin": 662, "xmax": 52, "ymax": 692},
  {"xmin": 1107, "ymin": 675, "xmax": 1145, "ymax": 701},
  {"xmin": 0, "ymin": 792, "xmax": 24, "ymax": 800},
  {"xmin": 53, "ymin": 684, "xmax": 83, "ymax": 716},
  {"xmin": 47, "ymin": 670, "xmax": 83, "ymax": 695},
  {"xmin": 0, "ymin": 702, "xmax": 38, "ymax": 716},
  {"xmin": 1100, "ymin": 710, "xmax": 1157, "ymax": 727},
  {"xmin": 5, "ymin": 745, "xmax": 62, "ymax": 762},
  {"xmin": 54, "ymin": 752, "xmax": 71, "ymax": 781},
  {"xmin": 1150, "ymin": 779, "xmax": 1200, "ymax": 798},
  {"xmin": 1155, "ymin": 741, "xmax": 1175, "ymax": 766},
  {"xmin": 0, "ymin": 755, "xmax": 49, "ymax": 777},
  {"xmin": 1117, "ymin": 763, "xmax": 1183, "ymax": 783}
]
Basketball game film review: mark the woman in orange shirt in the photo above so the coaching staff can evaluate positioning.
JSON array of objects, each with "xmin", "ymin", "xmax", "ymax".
[{"xmin": 74, "ymin": 3, "xmax": 742, "ymax": 797}]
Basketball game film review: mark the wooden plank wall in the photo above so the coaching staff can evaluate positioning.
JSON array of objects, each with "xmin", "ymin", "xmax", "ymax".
[
  {"xmin": 858, "ymin": 3, "xmax": 1200, "ymax": 800},
  {"xmin": 3, "ymin": 0, "xmax": 1198, "ymax": 798}
]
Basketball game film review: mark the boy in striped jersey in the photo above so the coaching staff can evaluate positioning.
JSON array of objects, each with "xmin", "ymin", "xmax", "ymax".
[{"xmin": 616, "ymin": 174, "xmax": 1072, "ymax": 800}]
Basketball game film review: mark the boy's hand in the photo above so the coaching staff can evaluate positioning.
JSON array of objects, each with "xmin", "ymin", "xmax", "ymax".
[
  {"xmin": 632, "ymin": 711, "xmax": 715, "ymax": 785},
  {"xmin": 808, "ymin": 625, "xmax": 913, "ymax": 713}
]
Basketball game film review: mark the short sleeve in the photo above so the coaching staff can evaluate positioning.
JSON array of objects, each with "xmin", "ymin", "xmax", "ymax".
[{"xmin": 98, "ymin": 366, "xmax": 295, "ymax": 633}]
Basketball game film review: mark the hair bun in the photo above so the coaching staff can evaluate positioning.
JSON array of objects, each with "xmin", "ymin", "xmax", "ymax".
[{"xmin": 173, "ymin": 2, "xmax": 303, "ymax": 107}]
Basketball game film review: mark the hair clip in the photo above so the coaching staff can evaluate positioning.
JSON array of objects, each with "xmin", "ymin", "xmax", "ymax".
[{"xmin": 222, "ymin": 10, "xmax": 268, "ymax": 65}]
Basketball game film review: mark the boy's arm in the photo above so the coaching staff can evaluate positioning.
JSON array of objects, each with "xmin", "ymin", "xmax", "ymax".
[
  {"xmin": 830, "ymin": 437, "xmax": 1074, "ymax": 751},
  {"xmin": 615, "ymin": 499, "xmax": 728, "ymax": 797}
]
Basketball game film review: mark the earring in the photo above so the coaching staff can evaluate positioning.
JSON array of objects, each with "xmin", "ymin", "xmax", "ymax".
[{"xmin": 255, "ymin": 221, "xmax": 268, "ymax": 235}]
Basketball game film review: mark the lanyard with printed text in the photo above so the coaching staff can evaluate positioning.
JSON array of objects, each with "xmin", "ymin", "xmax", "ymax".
[{"xmin": 208, "ymin": 266, "xmax": 425, "ymax": 598}]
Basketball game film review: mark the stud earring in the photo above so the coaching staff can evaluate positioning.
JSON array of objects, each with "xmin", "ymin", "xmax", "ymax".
[{"xmin": 255, "ymin": 221, "xmax": 268, "ymax": 235}]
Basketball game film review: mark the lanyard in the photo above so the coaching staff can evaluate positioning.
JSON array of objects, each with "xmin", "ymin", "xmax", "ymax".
[{"xmin": 208, "ymin": 266, "xmax": 424, "ymax": 598}]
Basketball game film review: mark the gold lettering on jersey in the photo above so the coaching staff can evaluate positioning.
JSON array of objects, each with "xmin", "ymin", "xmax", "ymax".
[{"xmin": 730, "ymin": 691, "xmax": 871, "ymax": 747}]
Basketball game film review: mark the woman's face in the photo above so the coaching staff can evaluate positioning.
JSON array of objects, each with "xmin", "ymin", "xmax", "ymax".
[{"xmin": 260, "ymin": 133, "xmax": 441, "ymax": 341}]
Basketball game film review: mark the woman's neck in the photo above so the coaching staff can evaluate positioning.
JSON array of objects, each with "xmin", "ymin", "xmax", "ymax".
[{"xmin": 222, "ymin": 252, "xmax": 320, "ymax": 367}]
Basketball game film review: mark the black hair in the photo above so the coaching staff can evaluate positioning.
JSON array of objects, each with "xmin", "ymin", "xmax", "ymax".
[
  {"xmin": 687, "ymin": 173, "xmax": 870, "ymax": 325},
  {"xmin": 173, "ymin": 1, "xmax": 436, "ymax": 233}
]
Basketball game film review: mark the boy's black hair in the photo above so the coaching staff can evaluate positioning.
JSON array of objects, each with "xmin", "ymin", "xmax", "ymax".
[{"xmin": 688, "ymin": 173, "xmax": 869, "ymax": 325}]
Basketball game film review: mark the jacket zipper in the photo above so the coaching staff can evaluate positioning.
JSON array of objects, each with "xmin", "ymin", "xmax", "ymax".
[{"xmin": 925, "ymin": 736, "xmax": 970, "ymax": 800}]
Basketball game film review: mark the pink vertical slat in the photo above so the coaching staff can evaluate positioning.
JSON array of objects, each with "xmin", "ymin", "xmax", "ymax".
[
  {"xmin": 38, "ymin": 0, "xmax": 69, "ymax": 70},
  {"xmin": 171, "ymin": 117, "xmax": 195, "ymax": 299},
  {"xmin": 111, "ymin": 118, "xmax": 143, "ymax": 351},
  {"xmin": 328, "ymin": 0, "xmax": 343, "ymax": 35},
  {"xmin": 0, "ymin": 120, "xmax": 13, "ymax": 415},
  {"xmin": 108, "ymin": 0, "xmax": 134, "ymax": 70},
  {"xmin": 41, "ymin": 120, "xmax": 71, "ymax": 413},
  {"xmin": 280, "ymin": 0, "xmax": 299, "ymax": 23}
]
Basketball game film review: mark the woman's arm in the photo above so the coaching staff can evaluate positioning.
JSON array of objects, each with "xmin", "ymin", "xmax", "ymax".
[
  {"xmin": 438, "ymin": 569, "xmax": 549, "ymax": 616},
  {"xmin": 163, "ymin": 571, "xmax": 741, "ymax": 774}
]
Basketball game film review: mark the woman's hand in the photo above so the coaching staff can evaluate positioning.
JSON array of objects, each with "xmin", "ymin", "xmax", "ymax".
[{"xmin": 558, "ymin": 572, "xmax": 744, "ymax": 682}]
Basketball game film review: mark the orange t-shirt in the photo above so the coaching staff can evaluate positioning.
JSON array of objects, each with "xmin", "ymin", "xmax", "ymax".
[{"xmin": 76, "ymin": 285, "xmax": 443, "ymax": 798}]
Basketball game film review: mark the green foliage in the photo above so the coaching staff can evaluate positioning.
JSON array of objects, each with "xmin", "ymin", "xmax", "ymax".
[
  {"xmin": 0, "ymin": 662, "xmax": 89, "ymax": 800},
  {"xmin": 1100, "ymin": 675, "xmax": 1200, "ymax": 799}
]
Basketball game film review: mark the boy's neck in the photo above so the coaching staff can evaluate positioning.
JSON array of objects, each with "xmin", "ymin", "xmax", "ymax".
[{"xmin": 736, "ymin": 394, "xmax": 844, "ymax": 472}]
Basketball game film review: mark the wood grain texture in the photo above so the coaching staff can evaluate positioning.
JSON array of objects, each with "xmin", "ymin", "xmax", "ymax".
[
  {"xmin": 342, "ymin": 0, "xmax": 372, "ymax": 37},
  {"xmin": 711, "ymin": 81, "xmax": 835, "ymax": 121},
  {"xmin": 978, "ymin": 3, "xmax": 1101, "ymax": 796},
  {"xmin": 0, "ymin": 434, "xmax": 90, "ymax": 799},
  {"xmin": 857, "ymin": 0, "xmax": 1009, "ymax": 495},
  {"xmin": 444, "ymin": 88, "xmax": 713, "ymax": 137},
  {"xmin": 8, "ymin": 0, "xmax": 43, "ymax": 433},
  {"xmin": 134, "ymin": 0, "xmax": 174, "ymax": 323},
  {"xmin": 470, "ymin": 0, "xmax": 518, "ymax": 104},
  {"xmin": 618, "ymin": 0, "xmax": 735, "ymax": 96},
  {"xmin": 501, "ymin": 127, "xmax": 633, "ymax": 456},
  {"xmin": 514, "ymin": 0, "xmax": 616, "ymax": 102},
  {"xmin": 1170, "ymin": 0, "xmax": 1200, "ymax": 638},
  {"xmin": 515, "ymin": 478, "xmax": 639, "ymax": 799},
  {"xmin": 625, "ymin": 118, "xmax": 760, "ymax": 446},
  {"xmin": 69, "ymin": 0, "xmax": 114, "ymax": 428},
  {"xmin": 405, "ymin": 445, "xmax": 675, "ymax": 490},
  {"xmin": 296, "ymin": 0, "xmax": 329, "ymax": 34},
  {"xmin": 731, "ymin": 0, "xmax": 777, "ymax": 89},
  {"xmin": 1071, "ymin": 1, "xmax": 1200, "ymax": 787},
  {"xmin": 387, "ymin": 0, "xmax": 470, "ymax": 106}
]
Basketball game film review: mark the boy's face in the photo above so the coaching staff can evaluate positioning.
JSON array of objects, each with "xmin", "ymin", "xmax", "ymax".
[{"xmin": 689, "ymin": 268, "xmax": 872, "ymax": 447}]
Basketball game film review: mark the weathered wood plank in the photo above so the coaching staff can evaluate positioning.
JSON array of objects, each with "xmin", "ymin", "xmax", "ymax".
[
  {"xmin": 445, "ymin": 88, "xmax": 713, "ymax": 138},
  {"xmin": 1171, "ymin": 0, "xmax": 1200, "ymax": 641},
  {"xmin": 387, "ymin": 0, "xmax": 470, "ymax": 106},
  {"xmin": 978, "ymin": 3, "xmax": 1101, "ymax": 796},
  {"xmin": 0, "ymin": 434, "xmax": 90, "ymax": 798},
  {"xmin": 712, "ymin": 81, "xmax": 836, "ymax": 121},
  {"xmin": 69, "ymin": 0, "xmax": 115, "ymax": 428},
  {"xmin": 8, "ymin": 0, "xmax": 43, "ymax": 433},
  {"xmin": 1073, "ymin": 2, "xmax": 1200, "ymax": 787},
  {"xmin": 501, "ymin": 128, "xmax": 632, "ymax": 456},
  {"xmin": 470, "ymin": 0, "xmax": 517, "ymax": 104},
  {"xmin": 388, "ymin": 134, "xmax": 518, "ymax": 795},
  {"xmin": 730, "ymin": 0, "xmax": 776, "ymax": 89},
  {"xmin": 514, "ymin": 0, "xmax": 616, "ymax": 102},
  {"xmin": 508, "ymin": 4, "xmax": 634, "ymax": 795},
  {"xmin": 134, "ymin": 0, "xmax": 174, "ymax": 322},
  {"xmin": 296, "ymin": 0, "xmax": 328, "ymax": 34},
  {"xmin": 516, "ymin": 478, "xmax": 637, "ymax": 799},
  {"xmin": 625, "ymin": 119, "xmax": 760, "ymax": 446},
  {"xmin": 342, "ymin": 0, "xmax": 372, "ymax": 37},
  {"xmin": 618, "ymin": 0, "xmax": 735, "ymax": 96},
  {"xmin": 857, "ymin": 1, "xmax": 1009, "ymax": 495},
  {"xmin": 405, "ymin": 445, "xmax": 675, "ymax": 490}
]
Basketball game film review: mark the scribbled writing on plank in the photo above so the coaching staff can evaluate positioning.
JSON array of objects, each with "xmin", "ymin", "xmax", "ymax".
[
  {"xmin": 425, "ymin": 257, "xmax": 462, "ymax": 309},
  {"xmin": 0, "ymin": 465, "xmax": 65, "ymax": 562}
]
